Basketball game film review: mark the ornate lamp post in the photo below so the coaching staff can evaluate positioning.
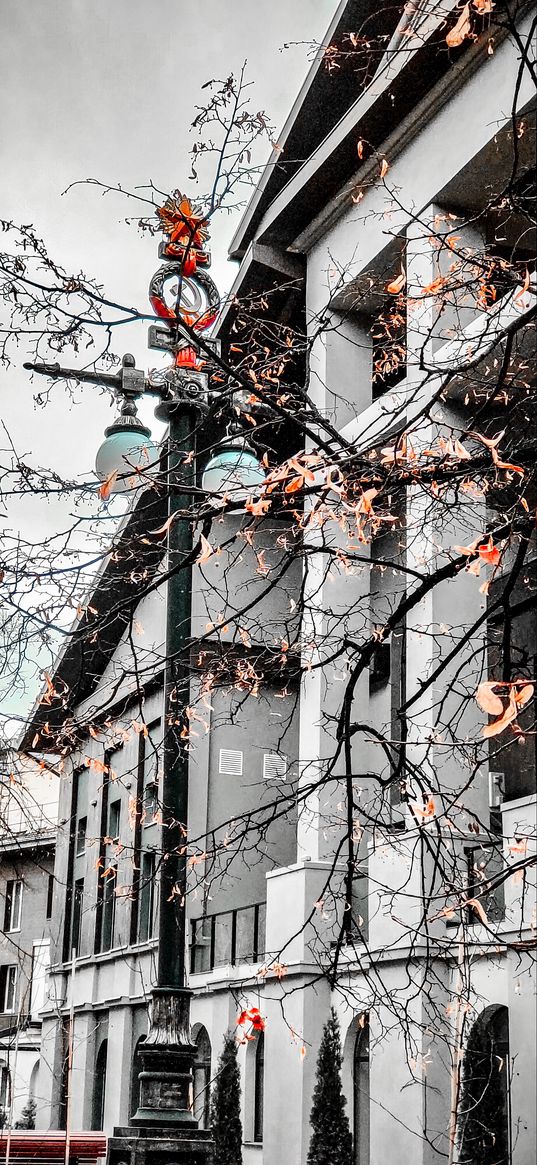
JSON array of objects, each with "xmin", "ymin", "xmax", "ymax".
[{"xmin": 25, "ymin": 195, "xmax": 266, "ymax": 1164}]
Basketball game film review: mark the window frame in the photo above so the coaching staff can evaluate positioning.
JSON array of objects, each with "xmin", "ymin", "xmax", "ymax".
[{"xmin": 4, "ymin": 879, "xmax": 23, "ymax": 932}]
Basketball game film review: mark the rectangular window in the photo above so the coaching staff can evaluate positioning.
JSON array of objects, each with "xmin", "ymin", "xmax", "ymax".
[
  {"xmin": 235, "ymin": 906, "xmax": 256, "ymax": 963},
  {"xmin": 263, "ymin": 753, "xmax": 287, "ymax": 781},
  {"xmin": 143, "ymin": 782, "xmax": 158, "ymax": 822},
  {"xmin": 4, "ymin": 879, "xmax": 23, "ymax": 932},
  {"xmin": 143, "ymin": 721, "xmax": 162, "ymax": 788},
  {"xmin": 71, "ymin": 879, "xmax": 84, "ymax": 957},
  {"xmin": 101, "ymin": 868, "xmax": 117, "ymax": 952},
  {"xmin": 0, "ymin": 965, "xmax": 17, "ymax": 1013},
  {"xmin": 219, "ymin": 749, "xmax": 243, "ymax": 776},
  {"xmin": 46, "ymin": 872, "xmax": 54, "ymax": 919},
  {"xmin": 108, "ymin": 800, "xmax": 121, "ymax": 843},
  {"xmin": 213, "ymin": 912, "xmax": 233, "ymax": 967},
  {"xmin": 465, "ymin": 845, "xmax": 505, "ymax": 925},
  {"xmin": 137, "ymin": 852, "xmax": 156, "ymax": 943},
  {"xmin": 76, "ymin": 816, "xmax": 87, "ymax": 856}
]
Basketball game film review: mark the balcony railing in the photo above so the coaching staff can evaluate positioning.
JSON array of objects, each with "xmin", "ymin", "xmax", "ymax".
[{"xmin": 190, "ymin": 902, "xmax": 266, "ymax": 974}]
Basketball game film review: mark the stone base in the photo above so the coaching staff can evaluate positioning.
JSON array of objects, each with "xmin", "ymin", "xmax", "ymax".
[{"xmin": 107, "ymin": 1125, "xmax": 214, "ymax": 1165}]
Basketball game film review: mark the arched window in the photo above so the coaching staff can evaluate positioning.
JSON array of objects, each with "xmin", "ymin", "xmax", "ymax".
[
  {"xmin": 91, "ymin": 1039, "xmax": 108, "ymax": 1131},
  {"xmin": 354, "ymin": 1016, "xmax": 370, "ymax": 1165},
  {"xmin": 253, "ymin": 1033, "xmax": 264, "ymax": 1143},
  {"xmin": 130, "ymin": 1034, "xmax": 146, "ymax": 1119},
  {"xmin": 193, "ymin": 1026, "xmax": 212, "ymax": 1130},
  {"xmin": 458, "ymin": 1005, "xmax": 510, "ymax": 1165}
]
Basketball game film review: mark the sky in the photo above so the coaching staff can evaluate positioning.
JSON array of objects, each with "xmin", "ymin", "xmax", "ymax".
[{"xmin": 0, "ymin": 0, "xmax": 336, "ymax": 727}]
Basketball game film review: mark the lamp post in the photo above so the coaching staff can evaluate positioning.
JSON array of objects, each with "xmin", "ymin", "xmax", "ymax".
[{"xmin": 25, "ymin": 194, "xmax": 266, "ymax": 1165}]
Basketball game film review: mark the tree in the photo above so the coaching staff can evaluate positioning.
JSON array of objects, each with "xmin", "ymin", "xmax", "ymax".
[
  {"xmin": 15, "ymin": 1097, "xmax": 37, "ymax": 1130},
  {"xmin": 0, "ymin": 2, "xmax": 535, "ymax": 1160},
  {"xmin": 307, "ymin": 1009, "xmax": 353, "ymax": 1165},
  {"xmin": 210, "ymin": 1032, "xmax": 243, "ymax": 1165}
]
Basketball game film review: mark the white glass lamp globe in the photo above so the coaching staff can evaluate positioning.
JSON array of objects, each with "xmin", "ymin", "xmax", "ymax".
[
  {"xmin": 95, "ymin": 424, "xmax": 158, "ymax": 494},
  {"xmin": 202, "ymin": 442, "xmax": 266, "ymax": 500}
]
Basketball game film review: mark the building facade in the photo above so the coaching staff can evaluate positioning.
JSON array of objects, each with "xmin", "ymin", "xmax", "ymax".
[
  {"xmin": 0, "ymin": 752, "xmax": 58, "ymax": 1129},
  {"xmin": 21, "ymin": 2, "xmax": 536, "ymax": 1163}
]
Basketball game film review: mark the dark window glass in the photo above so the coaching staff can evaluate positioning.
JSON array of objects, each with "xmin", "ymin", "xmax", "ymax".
[
  {"xmin": 253, "ymin": 1033, "xmax": 264, "ymax": 1143},
  {"xmin": 465, "ymin": 845, "xmax": 505, "ymax": 925},
  {"xmin": 46, "ymin": 872, "xmax": 54, "ymax": 919},
  {"xmin": 256, "ymin": 903, "xmax": 266, "ymax": 961},
  {"xmin": 4, "ymin": 879, "xmax": 23, "ymax": 931},
  {"xmin": 0, "ymin": 965, "xmax": 17, "ymax": 1013},
  {"xmin": 354, "ymin": 1017, "xmax": 370, "ymax": 1165},
  {"xmin": 138, "ymin": 852, "xmax": 156, "ymax": 942},
  {"xmin": 108, "ymin": 800, "xmax": 121, "ymax": 843},
  {"xmin": 191, "ymin": 919, "xmax": 212, "ymax": 974},
  {"xmin": 91, "ymin": 1039, "xmax": 108, "ymax": 1130},
  {"xmin": 458, "ymin": 1006, "xmax": 510, "ymax": 1165},
  {"xmin": 101, "ymin": 869, "xmax": 117, "ymax": 952},
  {"xmin": 71, "ymin": 879, "xmax": 84, "ymax": 957},
  {"xmin": 76, "ymin": 816, "xmax": 87, "ymax": 856},
  {"xmin": 193, "ymin": 1027, "xmax": 212, "ymax": 1130}
]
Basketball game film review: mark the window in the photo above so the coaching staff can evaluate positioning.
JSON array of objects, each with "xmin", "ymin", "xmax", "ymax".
[
  {"xmin": 46, "ymin": 872, "xmax": 54, "ymax": 919},
  {"xmin": 0, "ymin": 967, "xmax": 16, "ymax": 1014},
  {"xmin": 263, "ymin": 753, "xmax": 287, "ymax": 781},
  {"xmin": 0, "ymin": 966, "xmax": 17, "ymax": 1014},
  {"xmin": 137, "ymin": 852, "xmax": 156, "ymax": 942},
  {"xmin": 100, "ymin": 868, "xmax": 117, "ymax": 952},
  {"xmin": 253, "ymin": 1033, "xmax": 264, "ymax": 1143},
  {"xmin": 458, "ymin": 1005, "xmax": 510, "ymax": 1165},
  {"xmin": 465, "ymin": 845, "xmax": 505, "ymax": 925},
  {"xmin": 219, "ymin": 748, "xmax": 243, "ymax": 776},
  {"xmin": 76, "ymin": 816, "xmax": 87, "ymax": 856},
  {"xmin": 91, "ymin": 1039, "xmax": 108, "ymax": 1131},
  {"xmin": 354, "ymin": 1016, "xmax": 370, "ymax": 1165},
  {"xmin": 193, "ymin": 1027, "xmax": 212, "ymax": 1130},
  {"xmin": 143, "ymin": 783, "xmax": 158, "ymax": 821},
  {"xmin": 71, "ymin": 879, "xmax": 84, "ymax": 957},
  {"xmin": 0, "ymin": 1063, "xmax": 11, "ymax": 1113},
  {"xmin": 108, "ymin": 800, "xmax": 121, "ymax": 843},
  {"xmin": 190, "ymin": 903, "xmax": 266, "ymax": 974},
  {"xmin": 4, "ymin": 879, "xmax": 23, "ymax": 932},
  {"xmin": 143, "ymin": 721, "xmax": 162, "ymax": 788}
]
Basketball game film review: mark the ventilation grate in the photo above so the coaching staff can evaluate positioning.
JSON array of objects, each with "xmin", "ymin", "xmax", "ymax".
[
  {"xmin": 219, "ymin": 748, "xmax": 243, "ymax": 776},
  {"xmin": 263, "ymin": 753, "xmax": 287, "ymax": 781}
]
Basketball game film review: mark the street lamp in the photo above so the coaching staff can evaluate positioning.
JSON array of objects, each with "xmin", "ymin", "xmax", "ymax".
[{"xmin": 25, "ymin": 193, "xmax": 266, "ymax": 1165}]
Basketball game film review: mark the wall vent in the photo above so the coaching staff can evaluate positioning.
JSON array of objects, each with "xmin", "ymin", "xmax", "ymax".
[
  {"xmin": 219, "ymin": 748, "xmax": 243, "ymax": 776},
  {"xmin": 263, "ymin": 753, "xmax": 287, "ymax": 781}
]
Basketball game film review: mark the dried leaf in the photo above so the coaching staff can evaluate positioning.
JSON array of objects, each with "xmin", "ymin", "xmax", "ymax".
[
  {"xmin": 446, "ymin": 3, "xmax": 472, "ymax": 47},
  {"xmin": 379, "ymin": 158, "xmax": 389, "ymax": 179},
  {"xmin": 195, "ymin": 533, "xmax": 216, "ymax": 565},
  {"xmin": 386, "ymin": 270, "xmax": 406, "ymax": 295},
  {"xmin": 475, "ymin": 682, "xmax": 504, "ymax": 716}
]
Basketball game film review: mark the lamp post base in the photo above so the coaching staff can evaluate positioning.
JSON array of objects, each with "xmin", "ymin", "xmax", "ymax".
[{"xmin": 107, "ymin": 1125, "xmax": 214, "ymax": 1165}]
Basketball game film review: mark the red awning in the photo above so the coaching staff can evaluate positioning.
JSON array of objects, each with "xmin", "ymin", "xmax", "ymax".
[{"xmin": 0, "ymin": 1132, "xmax": 107, "ymax": 1163}]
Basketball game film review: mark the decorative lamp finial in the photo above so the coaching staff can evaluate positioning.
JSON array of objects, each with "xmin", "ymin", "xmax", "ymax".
[{"xmin": 148, "ymin": 191, "xmax": 219, "ymax": 370}]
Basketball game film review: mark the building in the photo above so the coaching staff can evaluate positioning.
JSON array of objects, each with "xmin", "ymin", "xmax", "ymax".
[
  {"xmin": 20, "ymin": 2, "xmax": 536, "ymax": 1163},
  {"xmin": 0, "ymin": 750, "xmax": 58, "ymax": 1129}
]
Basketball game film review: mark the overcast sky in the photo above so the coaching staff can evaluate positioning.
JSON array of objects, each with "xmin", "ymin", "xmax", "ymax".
[{"xmin": 0, "ymin": 0, "xmax": 335, "ymax": 726}]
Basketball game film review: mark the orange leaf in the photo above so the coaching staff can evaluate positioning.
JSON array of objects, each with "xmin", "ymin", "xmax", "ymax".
[
  {"xmin": 477, "ymin": 536, "xmax": 500, "ymax": 566},
  {"xmin": 195, "ymin": 534, "xmax": 216, "ymax": 565},
  {"xmin": 99, "ymin": 471, "xmax": 117, "ymax": 500},
  {"xmin": 446, "ymin": 3, "xmax": 472, "ymax": 48},
  {"xmin": 475, "ymin": 682, "xmax": 504, "ymax": 716},
  {"xmin": 515, "ymin": 682, "xmax": 534, "ymax": 709},
  {"xmin": 466, "ymin": 898, "xmax": 489, "ymax": 925},
  {"xmin": 482, "ymin": 694, "xmax": 518, "ymax": 737},
  {"xmin": 379, "ymin": 158, "xmax": 389, "ymax": 179},
  {"xmin": 357, "ymin": 139, "xmax": 365, "ymax": 159},
  {"xmin": 386, "ymin": 270, "xmax": 406, "ymax": 295},
  {"xmin": 150, "ymin": 514, "xmax": 175, "ymax": 536}
]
